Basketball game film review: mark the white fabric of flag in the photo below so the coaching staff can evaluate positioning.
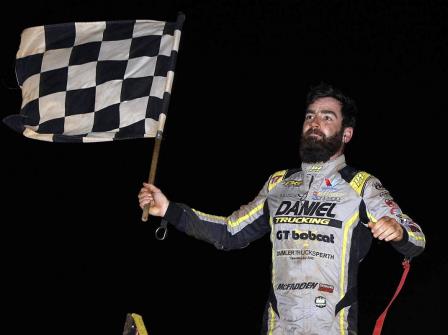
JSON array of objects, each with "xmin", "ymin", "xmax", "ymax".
[{"xmin": 4, "ymin": 14, "xmax": 184, "ymax": 142}]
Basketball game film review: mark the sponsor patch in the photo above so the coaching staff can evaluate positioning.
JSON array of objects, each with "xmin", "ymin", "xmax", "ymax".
[
  {"xmin": 277, "ymin": 282, "xmax": 318, "ymax": 290},
  {"xmin": 315, "ymin": 296, "xmax": 326, "ymax": 308},
  {"xmin": 374, "ymin": 182, "xmax": 385, "ymax": 190},
  {"xmin": 276, "ymin": 249, "xmax": 335, "ymax": 260},
  {"xmin": 282, "ymin": 180, "xmax": 303, "ymax": 187},
  {"xmin": 396, "ymin": 214, "xmax": 421, "ymax": 232},
  {"xmin": 268, "ymin": 170, "xmax": 287, "ymax": 191},
  {"xmin": 318, "ymin": 283, "xmax": 334, "ymax": 293},
  {"xmin": 378, "ymin": 191, "xmax": 392, "ymax": 199},
  {"xmin": 312, "ymin": 191, "xmax": 344, "ymax": 202},
  {"xmin": 276, "ymin": 230, "xmax": 334, "ymax": 243},
  {"xmin": 385, "ymin": 199, "xmax": 401, "ymax": 215},
  {"xmin": 275, "ymin": 200, "xmax": 337, "ymax": 218},
  {"xmin": 350, "ymin": 171, "xmax": 370, "ymax": 195},
  {"xmin": 274, "ymin": 216, "xmax": 342, "ymax": 228}
]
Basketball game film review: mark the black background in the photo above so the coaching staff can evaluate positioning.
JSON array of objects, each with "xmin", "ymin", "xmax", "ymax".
[{"xmin": 1, "ymin": 1, "xmax": 447, "ymax": 334}]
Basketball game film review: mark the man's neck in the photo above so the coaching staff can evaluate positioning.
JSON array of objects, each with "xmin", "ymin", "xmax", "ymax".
[{"xmin": 330, "ymin": 151, "xmax": 344, "ymax": 161}]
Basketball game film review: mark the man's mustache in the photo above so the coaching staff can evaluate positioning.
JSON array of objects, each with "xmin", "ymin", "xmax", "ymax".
[{"xmin": 305, "ymin": 128, "xmax": 325, "ymax": 138}]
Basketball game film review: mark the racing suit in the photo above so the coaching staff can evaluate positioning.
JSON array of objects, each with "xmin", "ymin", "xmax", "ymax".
[{"xmin": 163, "ymin": 154, "xmax": 425, "ymax": 335}]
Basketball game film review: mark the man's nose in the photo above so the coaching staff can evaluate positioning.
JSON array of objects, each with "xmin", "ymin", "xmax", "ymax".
[{"xmin": 310, "ymin": 117, "xmax": 320, "ymax": 128}]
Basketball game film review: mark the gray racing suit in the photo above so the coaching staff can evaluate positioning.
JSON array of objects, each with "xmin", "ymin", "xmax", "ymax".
[{"xmin": 163, "ymin": 154, "xmax": 425, "ymax": 335}]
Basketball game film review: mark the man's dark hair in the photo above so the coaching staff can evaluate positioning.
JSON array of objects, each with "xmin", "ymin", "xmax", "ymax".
[{"xmin": 306, "ymin": 83, "xmax": 357, "ymax": 129}]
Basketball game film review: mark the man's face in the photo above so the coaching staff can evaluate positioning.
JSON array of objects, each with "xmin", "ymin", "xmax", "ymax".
[
  {"xmin": 299, "ymin": 97, "xmax": 347, "ymax": 163},
  {"xmin": 302, "ymin": 97, "xmax": 344, "ymax": 140}
]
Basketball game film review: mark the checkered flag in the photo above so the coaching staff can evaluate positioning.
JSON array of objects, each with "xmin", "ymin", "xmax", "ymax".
[{"xmin": 4, "ymin": 14, "xmax": 185, "ymax": 142}]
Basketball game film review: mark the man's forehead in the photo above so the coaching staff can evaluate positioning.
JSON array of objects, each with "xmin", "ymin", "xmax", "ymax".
[{"xmin": 307, "ymin": 97, "xmax": 342, "ymax": 115}]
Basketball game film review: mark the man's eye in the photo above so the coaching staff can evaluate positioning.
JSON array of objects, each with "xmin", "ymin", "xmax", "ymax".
[
  {"xmin": 324, "ymin": 116, "xmax": 333, "ymax": 121},
  {"xmin": 305, "ymin": 115, "xmax": 313, "ymax": 120}
]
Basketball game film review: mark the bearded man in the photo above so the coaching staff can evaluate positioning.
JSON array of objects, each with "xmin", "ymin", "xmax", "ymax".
[{"xmin": 138, "ymin": 83, "xmax": 425, "ymax": 335}]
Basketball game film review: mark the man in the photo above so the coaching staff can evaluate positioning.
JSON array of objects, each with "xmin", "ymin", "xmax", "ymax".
[{"xmin": 138, "ymin": 83, "xmax": 425, "ymax": 334}]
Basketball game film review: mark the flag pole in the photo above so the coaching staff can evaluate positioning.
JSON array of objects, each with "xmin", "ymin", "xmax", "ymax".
[
  {"xmin": 141, "ymin": 127, "xmax": 164, "ymax": 222},
  {"xmin": 141, "ymin": 12, "xmax": 185, "ymax": 223}
]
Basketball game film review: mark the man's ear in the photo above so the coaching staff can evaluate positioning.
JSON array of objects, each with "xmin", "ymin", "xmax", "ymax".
[{"xmin": 342, "ymin": 127, "xmax": 353, "ymax": 143}]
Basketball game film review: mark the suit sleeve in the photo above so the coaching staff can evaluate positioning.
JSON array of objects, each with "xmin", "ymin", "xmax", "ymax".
[
  {"xmin": 163, "ymin": 178, "xmax": 271, "ymax": 250},
  {"xmin": 362, "ymin": 175, "xmax": 426, "ymax": 258}
]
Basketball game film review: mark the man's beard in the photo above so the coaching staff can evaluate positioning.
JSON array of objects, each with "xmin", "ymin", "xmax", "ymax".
[{"xmin": 299, "ymin": 128, "xmax": 344, "ymax": 163}]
